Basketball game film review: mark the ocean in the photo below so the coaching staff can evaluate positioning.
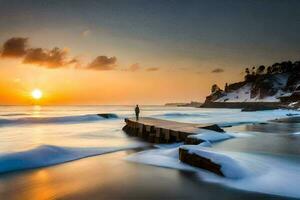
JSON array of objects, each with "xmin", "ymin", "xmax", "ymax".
[{"xmin": 0, "ymin": 105, "xmax": 300, "ymax": 199}]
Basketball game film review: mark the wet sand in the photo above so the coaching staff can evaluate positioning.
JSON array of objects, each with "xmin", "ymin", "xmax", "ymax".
[{"xmin": 0, "ymin": 150, "xmax": 289, "ymax": 200}]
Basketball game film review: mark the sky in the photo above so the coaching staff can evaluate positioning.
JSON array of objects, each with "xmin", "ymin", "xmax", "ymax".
[{"xmin": 0, "ymin": 0, "xmax": 299, "ymax": 105}]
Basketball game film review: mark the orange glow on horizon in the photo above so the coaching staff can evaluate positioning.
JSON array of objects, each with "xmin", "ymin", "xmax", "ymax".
[{"xmin": 0, "ymin": 59, "xmax": 241, "ymax": 105}]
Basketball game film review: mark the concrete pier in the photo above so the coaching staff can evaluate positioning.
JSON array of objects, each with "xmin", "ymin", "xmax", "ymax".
[{"xmin": 123, "ymin": 117, "xmax": 224, "ymax": 143}]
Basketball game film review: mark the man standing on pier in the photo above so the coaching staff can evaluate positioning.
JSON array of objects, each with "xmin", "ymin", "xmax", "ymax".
[{"xmin": 135, "ymin": 105, "xmax": 140, "ymax": 121}]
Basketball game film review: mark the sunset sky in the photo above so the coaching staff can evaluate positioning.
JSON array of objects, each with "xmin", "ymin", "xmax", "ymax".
[{"xmin": 1, "ymin": 0, "xmax": 300, "ymax": 105}]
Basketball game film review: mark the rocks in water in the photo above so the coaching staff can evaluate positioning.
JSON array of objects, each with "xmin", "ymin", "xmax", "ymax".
[
  {"xmin": 241, "ymin": 105, "xmax": 277, "ymax": 112},
  {"xmin": 272, "ymin": 116, "xmax": 300, "ymax": 123},
  {"xmin": 179, "ymin": 148, "xmax": 224, "ymax": 176},
  {"xmin": 200, "ymin": 124, "xmax": 225, "ymax": 132},
  {"xmin": 97, "ymin": 113, "xmax": 118, "ymax": 119}
]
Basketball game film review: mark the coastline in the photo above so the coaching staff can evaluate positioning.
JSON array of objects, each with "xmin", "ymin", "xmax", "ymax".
[
  {"xmin": 200, "ymin": 101, "xmax": 288, "ymax": 111},
  {"xmin": 0, "ymin": 106, "xmax": 300, "ymax": 199},
  {"xmin": 0, "ymin": 150, "xmax": 286, "ymax": 200}
]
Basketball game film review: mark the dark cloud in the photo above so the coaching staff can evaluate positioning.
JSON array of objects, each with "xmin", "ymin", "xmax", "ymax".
[
  {"xmin": 1, "ymin": 37, "xmax": 119, "ymax": 71},
  {"xmin": 146, "ymin": 67, "xmax": 159, "ymax": 71},
  {"xmin": 1, "ymin": 37, "xmax": 28, "ymax": 58},
  {"xmin": 211, "ymin": 68, "xmax": 224, "ymax": 73},
  {"xmin": 87, "ymin": 56, "xmax": 117, "ymax": 70},
  {"xmin": 23, "ymin": 47, "xmax": 69, "ymax": 68}
]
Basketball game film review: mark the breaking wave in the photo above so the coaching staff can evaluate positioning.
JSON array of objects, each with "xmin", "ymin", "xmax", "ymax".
[
  {"xmin": 126, "ymin": 146, "xmax": 300, "ymax": 198},
  {"xmin": 155, "ymin": 112, "xmax": 207, "ymax": 118},
  {"xmin": 0, "ymin": 113, "xmax": 118, "ymax": 126},
  {"xmin": 0, "ymin": 144, "xmax": 144, "ymax": 174},
  {"xmin": 0, "ymin": 113, "xmax": 30, "ymax": 117}
]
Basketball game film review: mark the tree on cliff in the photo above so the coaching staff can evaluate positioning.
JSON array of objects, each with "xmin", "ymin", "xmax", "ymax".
[
  {"xmin": 224, "ymin": 83, "xmax": 228, "ymax": 92},
  {"xmin": 245, "ymin": 68, "xmax": 250, "ymax": 75},
  {"xmin": 244, "ymin": 67, "xmax": 256, "ymax": 82},
  {"xmin": 211, "ymin": 84, "xmax": 222, "ymax": 93},
  {"xmin": 256, "ymin": 65, "xmax": 265, "ymax": 74}
]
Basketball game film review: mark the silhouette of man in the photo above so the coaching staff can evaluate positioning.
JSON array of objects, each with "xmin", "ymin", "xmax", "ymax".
[{"xmin": 135, "ymin": 105, "xmax": 140, "ymax": 121}]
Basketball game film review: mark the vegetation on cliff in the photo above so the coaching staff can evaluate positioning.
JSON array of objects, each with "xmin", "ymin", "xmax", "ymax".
[{"xmin": 206, "ymin": 61, "xmax": 300, "ymax": 104}]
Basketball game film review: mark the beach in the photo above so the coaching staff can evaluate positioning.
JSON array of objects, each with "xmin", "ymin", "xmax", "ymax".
[
  {"xmin": 0, "ymin": 150, "xmax": 285, "ymax": 200},
  {"xmin": 1, "ymin": 1, "xmax": 300, "ymax": 199},
  {"xmin": 0, "ymin": 106, "xmax": 300, "ymax": 199}
]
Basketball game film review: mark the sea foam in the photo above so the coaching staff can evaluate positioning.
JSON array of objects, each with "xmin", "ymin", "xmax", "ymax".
[
  {"xmin": 0, "ymin": 113, "xmax": 118, "ymax": 126},
  {"xmin": 0, "ymin": 143, "xmax": 144, "ymax": 174},
  {"xmin": 127, "ymin": 146, "xmax": 300, "ymax": 198}
]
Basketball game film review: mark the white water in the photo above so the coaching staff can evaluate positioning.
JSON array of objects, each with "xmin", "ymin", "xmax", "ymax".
[
  {"xmin": 127, "ymin": 144, "xmax": 300, "ymax": 198},
  {"xmin": 0, "ymin": 144, "xmax": 145, "ymax": 173},
  {"xmin": 1, "ymin": 105, "xmax": 300, "ymax": 198}
]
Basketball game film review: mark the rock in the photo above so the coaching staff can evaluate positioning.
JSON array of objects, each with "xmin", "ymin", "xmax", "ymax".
[
  {"xmin": 179, "ymin": 148, "xmax": 224, "ymax": 176},
  {"xmin": 272, "ymin": 116, "xmax": 300, "ymax": 123},
  {"xmin": 200, "ymin": 124, "xmax": 225, "ymax": 133},
  {"xmin": 241, "ymin": 105, "xmax": 277, "ymax": 112},
  {"xmin": 97, "ymin": 113, "xmax": 118, "ymax": 119},
  {"xmin": 226, "ymin": 81, "xmax": 247, "ymax": 92},
  {"xmin": 203, "ymin": 60, "xmax": 300, "ymax": 106},
  {"xmin": 286, "ymin": 113, "xmax": 299, "ymax": 116}
]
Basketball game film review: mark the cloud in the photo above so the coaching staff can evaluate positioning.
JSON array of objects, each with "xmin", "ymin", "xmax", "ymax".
[
  {"xmin": 87, "ymin": 56, "xmax": 117, "ymax": 70},
  {"xmin": 23, "ymin": 47, "xmax": 69, "ymax": 68},
  {"xmin": 68, "ymin": 58, "xmax": 80, "ymax": 65},
  {"xmin": 146, "ymin": 67, "xmax": 159, "ymax": 72},
  {"xmin": 127, "ymin": 63, "xmax": 140, "ymax": 72},
  {"xmin": 1, "ymin": 37, "xmax": 28, "ymax": 58},
  {"xmin": 211, "ymin": 68, "xmax": 224, "ymax": 73},
  {"xmin": 0, "ymin": 37, "xmax": 119, "ymax": 71},
  {"xmin": 82, "ymin": 29, "xmax": 91, "ymax": 37}
]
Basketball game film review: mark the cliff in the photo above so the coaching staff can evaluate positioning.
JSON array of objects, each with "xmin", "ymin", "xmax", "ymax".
[{"xmin": 203, "ymin": 61, "xmax": 300, "ymax": 108}]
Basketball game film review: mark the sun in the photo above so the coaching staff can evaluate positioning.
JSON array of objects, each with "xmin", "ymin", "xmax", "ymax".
[{"xmin": 31, "ymin": 89, "xmax": 43, "ymax": 100}]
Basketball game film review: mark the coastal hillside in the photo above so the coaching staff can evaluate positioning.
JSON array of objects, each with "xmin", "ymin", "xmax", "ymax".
[{"xmin": 205, "ymin": 61, "xmax": 300, "ymax": 105}]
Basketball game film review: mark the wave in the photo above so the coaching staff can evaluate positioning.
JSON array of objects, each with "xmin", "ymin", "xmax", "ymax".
[
  {"xmin": 0, "ymin": 113, "xmax": 118, "ymax": 126},
  {"xmin": 0, "ymin": 144, "xmax": 145, "ymax": 174},
  {"xmin": 126, "ymin": 148, "xmax": 197, "ymax": 171},
  {"xmin": 155, "ymin": 112, "xmax": 207, "ymax": 118},
  {"xmin": 126, "ymin": 146, "xmax": 300, "ymax": 198},
  {"xmin": 217, "ymin": 121, "xmax": 257, "ymax": 127},
  {"xmin": 0, "ymin": 113, "xmax": 30, "ymax": 117}
]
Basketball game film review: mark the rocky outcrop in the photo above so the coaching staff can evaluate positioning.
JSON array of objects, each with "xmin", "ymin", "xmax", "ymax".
[
  {"xmin": 204, "ymin": 60, "xmax": 300, "ymax": 106},
  {"xmin": 97, "ymin": 113, "xmax": 118, "ymax": 119},
  {"xmin": 225, "ymin": 81, "xmax": 247, "ymax": 93},
  {"xmin": 205, "ymin": 84, "xmax": 224, "ymax": 103},
  {"xmin": 271, "ymin": 116, "xmax": 300, "ymax": 123},
  {"xmin": 179, "ymin": 148, "xmax": 224, "ymax": 176},
  {"xmin": 200, "ymin": 124, "xmax": 225, "ymax": 132},
  {"xmin": 201, "ymin": 102, "xmax": 282, "ymax": 109},
  {"xmin": 250, "ymin": 74, "xmax": 279, "ymax": 99}
]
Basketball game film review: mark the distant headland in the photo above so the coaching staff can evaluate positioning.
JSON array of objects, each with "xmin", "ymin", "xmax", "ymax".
[{"xmin": 202, "ymin": 60, "xmax": 300, "ymax": 110}]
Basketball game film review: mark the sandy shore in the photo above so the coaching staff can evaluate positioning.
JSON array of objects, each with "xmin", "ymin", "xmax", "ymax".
[{"xmin": 0, "ymin": 149, "xmax": 287, "ymax": 200}]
